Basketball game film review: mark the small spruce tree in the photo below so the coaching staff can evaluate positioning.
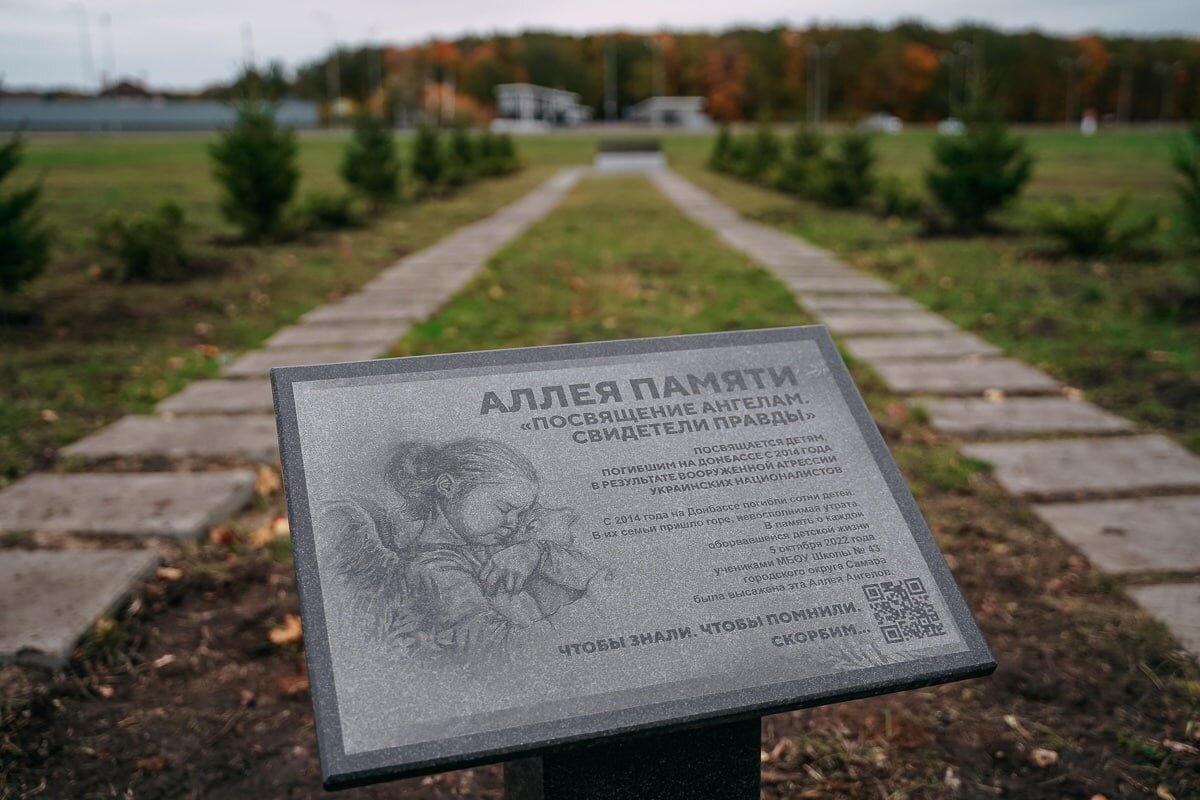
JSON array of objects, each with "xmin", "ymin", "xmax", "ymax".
[
  {"xmin": 817, "ymin": 132, "xmax": 877, "ymax": 208},
  {"xmin": 494, "ymin": 133, "xmax": 519, "ymax": 174},
  {"xmin": 1171, "ymin": 126, "xmax": 1200, "ymax": 244},
  {"xmin": 477, "ymin": 131, "xmax": 500, "ymax": 175},
  {"xmin": 94, "ymin": 201, "xmax": 191, "ymax": 283},
  {"xmin": 0, "ymin": 130, "xmax": 51, "ymax": 293},
  {"xmin": 411, "ymin": 125, "xmax": 445, "ymax": 189},
  {"xmin": 209, "ymin": 103, "xmax": 299, "ymax": 241},
  {"xmin": 444, "ymin": 125, "xmax": 476, "ymax": 188},
  {"xmin": 341, "ymin": 114, "xmax": 402, "ymax": 207},
  {"xmin": 708, "ymin": 125, "xmax": 735, "ymax": 173},
  {"xmin": 775, "ymin": 126, "xmax": 825, "ymax": 195},
  {"xmin": 450, "ymin": 125, "xmax": 476, "ymax": 173},
  {"xmin": 925, "ymin": 106, "xmax": 1033, "ymax": 232},
  {"xmin": 740, "ymin": 123, "xmax": 782, "ymax": 182}
]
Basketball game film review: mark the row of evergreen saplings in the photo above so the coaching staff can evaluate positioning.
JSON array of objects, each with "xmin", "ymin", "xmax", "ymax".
[
  {"xmin": 709, "ymin": 120, "xmax": 1200, "ymax": 259},
  {"xmin": 0, "ymin": 104, "xmax": 520, "ymax": 290}
]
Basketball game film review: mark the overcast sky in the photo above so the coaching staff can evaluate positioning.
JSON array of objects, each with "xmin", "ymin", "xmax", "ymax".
[{"xmin": 2, "ymin": 0, "xmax": 1198, "ymax": 91}]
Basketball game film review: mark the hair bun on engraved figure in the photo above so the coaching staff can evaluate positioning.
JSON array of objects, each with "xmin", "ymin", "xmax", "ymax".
[{"xmin": 385, "ymin": 441, "xmax": 443, "ymax": 516}]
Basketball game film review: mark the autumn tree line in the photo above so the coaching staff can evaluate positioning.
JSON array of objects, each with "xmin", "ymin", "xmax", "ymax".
[{"xmin": 245, "ymin": 23, "xmax": 1200, "ymax": 124}]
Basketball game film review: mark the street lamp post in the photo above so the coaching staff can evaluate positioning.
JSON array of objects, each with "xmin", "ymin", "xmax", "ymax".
[
  {"xmin": 313, "ymin": 12, "xmax": 340, "ymax": 121},
  {"xmin": 940, "ymin": 41, "xmax": 973, "ymax": 119},
  {"xmin": 806, "ymin": 41, "xmax": 837, "ymax": 127},
  {"xmin": 1058, "ymin": 55, "xmax": 1088, "ymax": 125},
  {"xmin": 1155, "ymin": 60, "xmax": 1184, "ymax": 124}
]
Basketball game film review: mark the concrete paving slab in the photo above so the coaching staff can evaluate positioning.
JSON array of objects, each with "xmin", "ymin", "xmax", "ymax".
[
  {"xmin": 1128, "ymin": 584, "xmax": 1200, "ymax": 658},
  {"xmin": 816, "ymin": 311, "xmax": 958, "ymax": 336},
  {"xmin": 301, "ymin": 302, "xmax": 422, "ymax": 325},
  {"xmin": 0, "ymin": 549, "xmax": 159, "ymax": 668},
  {"xmin": 784, "ymin": 276, "xmax": 896, "ymax": 294},
  {"xmin": 265, "ymin": 322, "xmax": 408, "ymax": 349},
  {"xmin": 920, "ymin": 397, "xmax": 1133, "ymax": 435},
  {"xmin": 225, "ymin": 345, "xmax": 383, "ymax": 377},
  {"xmin": 365, "ymin": 274, "xmax": 469, "ymax": 292},
  {"xmin": 842, "ymin": 333, "xmax": 1001, "ymax": 361},
  {"xmin": 62, "ymin": 415, "xmax": 279, "ymax": 462},
  {"xmin": 799, "ymin": 294, "xmax": 925, "ymax": 313},
  {"xmin": 0, "ymin": 471, "xmax": 254, "ymax": 537},
  {"xmin": 764, "ymin": 261, "xmax": 854, "ymax": 278},
  {"xmin": 157, "ymin": 379, "xmax": 274, "ymax": 415},
  {"xmin": 870, "ymin": 358, "xmax": 1060, "ymax": 395},
  {"xmin": 1032, "ymin": 496, "xmax": 1200, "ymax": 573},
  {"xmin": 962, "ymin": 435, "xmax": 1200, "ymax": 496},
  {"xmin": 321, "ymin": 295, "xmax": 442, "ymax": 315}
]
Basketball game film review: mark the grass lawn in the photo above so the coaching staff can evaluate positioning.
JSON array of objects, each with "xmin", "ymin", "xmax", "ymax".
[
  {"xmin": 665, "ymin": 129, "xmax": 1200, "ymax": 451},
  {"xmin": 4, "ymin": 175, "xmax": 1194, "ymax": 799},
  {"xmin": 0, "ymin": 133, "xmax": 555, "ymax": 485},
  {"xmin": 4, "ymin": 126, "xmax": 1197, "ymax": 482}
]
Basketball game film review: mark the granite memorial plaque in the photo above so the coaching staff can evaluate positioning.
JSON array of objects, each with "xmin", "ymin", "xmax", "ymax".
[{"xmin": 272, "ymin": 326, "xmax": 994, "ymax": 790}]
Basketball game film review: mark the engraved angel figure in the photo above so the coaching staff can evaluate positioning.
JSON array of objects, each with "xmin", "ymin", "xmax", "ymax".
[{"xmin": 321, "ymin": 438, "xmax": 604, "ymax": 664}]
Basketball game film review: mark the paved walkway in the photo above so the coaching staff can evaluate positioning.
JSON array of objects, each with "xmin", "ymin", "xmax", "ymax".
[
  {"xmin": 0, "ymin": 168, "xmax": 584, "ymax": 667},
  {"xmin": 650, "ymin": 168, "xmax": 1200, "ymax": 660}
]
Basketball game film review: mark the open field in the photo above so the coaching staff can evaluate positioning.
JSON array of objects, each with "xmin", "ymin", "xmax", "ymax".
[
  {"xmin": 1, "ymin": 134, "xmax": 555, "ymax": 484},
  {"xmin": 3, "ymin": 175, "xmax": 1196, "ymax": 799},
  {"xmin": 5, "ymin": 128, "xmax": 1196, "ymax": 487},
  {"xmin": 664, "ymin": 130, "xmax": 1200, "ymax": 451}
]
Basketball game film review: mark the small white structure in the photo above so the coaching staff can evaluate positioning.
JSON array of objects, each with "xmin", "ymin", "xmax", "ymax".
[
  {"xmin": 627, "ymin": 96, "xmax": 711, "ymax": 130},
  {"xmin": 491, "ymin": 83, "xmax": 591, "ymax": 133},
  {"xmin": 860, "ymin": 112, "xmax": 903, "ymax": 134},
  {"xmin": 593, "ymin": 140, "xmax": 666, "ymax": 172},
  {"xmin": 936, "ymin": 117, "xmax": 966, "ymax": 136}
]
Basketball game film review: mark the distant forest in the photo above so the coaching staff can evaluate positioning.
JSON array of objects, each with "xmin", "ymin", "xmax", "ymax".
[{"xmin": 234, "ymin": 23, "xmax": 1200, "ymax": 123}]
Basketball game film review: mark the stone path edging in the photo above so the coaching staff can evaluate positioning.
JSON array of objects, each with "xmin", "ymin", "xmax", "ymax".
[
  {"xmin": 649, "ymin": 167, "xmax": 1200, "ymax": 660},
  {"xmin": 0, "ymin": 167, "xmax": 584, "ymax": 667}
]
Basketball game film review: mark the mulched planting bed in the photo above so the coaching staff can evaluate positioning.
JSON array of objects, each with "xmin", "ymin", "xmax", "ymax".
[{"xmin": 3, "ymin": 422, "xmax": 1197, "ymax": 799}]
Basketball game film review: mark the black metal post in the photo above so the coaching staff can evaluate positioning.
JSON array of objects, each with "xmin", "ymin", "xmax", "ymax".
[{"xmin": 504, "ymin": 718, "xmax": 761, "ymax": 800}]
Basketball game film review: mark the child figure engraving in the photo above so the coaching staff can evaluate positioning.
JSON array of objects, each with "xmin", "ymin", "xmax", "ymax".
[{"xmin": 322, "ymin": 438, "xmax": 604, "ymax": 665}]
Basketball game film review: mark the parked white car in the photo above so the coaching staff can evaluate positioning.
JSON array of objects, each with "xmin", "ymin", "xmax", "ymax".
[
  {"xmin": 860, "ymin": 112, "xmax": 903, "ymax": 134},
  {"xmin": 937, "ymin": 117, "xmax": 966, "ymax": 135}
]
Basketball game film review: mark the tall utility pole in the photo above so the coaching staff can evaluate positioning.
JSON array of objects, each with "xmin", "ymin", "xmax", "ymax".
[
  {"xmin": 367, "ymin": 24, "xmax": 383, "ymax": 110},
  {"xmin": 1058, "ymin": 55, "xmax": 1087, "ymax": 125},
  {"xmin": 806, "ymin": 42, "xmax": 837, "ymax": 126},
  {"xmin": 940, "ymin": 41, "xmax": 972, "ymax": 118},
  {"xmin": 99, "ymin": 13, "xmax": 115, "ymax": 88},
  {"xmin": 604, "ymin": 42, "xmax": 617, "ymax": 122},
  {"xmin": 313, "ymin": 12, "xmax": 340, "ymax": 108},
  {"xmin": 73, "ymin": 4, "xmax": 96, "ymax": 91},
  {"xmin": 649, "ymin": 38, "xmax": 665, "ymax": 98},
  {"xmin": 1155, "ymin": 60, "xmax": 1182, "ymax": 123},
  {"xmin": 1117, "ymin": 59, "xmax": 1132, "ymax": 124},
  {"xmin": 241, "ymin": 24, "xmax": 254, "ymax": 70}
]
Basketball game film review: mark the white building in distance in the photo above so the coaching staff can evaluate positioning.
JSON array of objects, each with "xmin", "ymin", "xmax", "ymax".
[
  {"xmin": 492, "ymin": 83, "xmax": 591, "ymax": 133},
  {"xmin": 628, "ymin": 96, "xmax": 711, "ymax": 129}
]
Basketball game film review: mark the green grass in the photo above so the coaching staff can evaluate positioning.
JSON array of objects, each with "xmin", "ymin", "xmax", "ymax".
[
  {"xmin": 667, "ymin": 130, "xmax": 1200, "ymax": 451},
  {"xmin": 5, "ymin": 127, "xmax": 1197, "ymax": 484},
  {"xmin": 1, "ymin": 133, "xmax": 555, "ymax": 483},
  {"xmin": 391, "ymin": 174, "xmax": 806, "ymax": 355}
]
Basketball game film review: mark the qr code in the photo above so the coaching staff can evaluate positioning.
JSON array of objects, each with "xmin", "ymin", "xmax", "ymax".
[{"xmin": 862, "ymin": 578, "xmax": 946, "ymax": 644}]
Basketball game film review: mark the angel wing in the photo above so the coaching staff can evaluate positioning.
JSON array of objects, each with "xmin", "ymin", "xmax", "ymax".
[{"xmin": 319, "ymin": 496, "xmax": 424, "ymax": 654}]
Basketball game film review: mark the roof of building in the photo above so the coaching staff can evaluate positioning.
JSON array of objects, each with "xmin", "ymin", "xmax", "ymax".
[
  {"xmin": 629, "ymin": 96, "xmax": 706, "ymax": 112},
  {"xmin": 494, "ymin": 83, "xmax": 581, "ymax": 101}
]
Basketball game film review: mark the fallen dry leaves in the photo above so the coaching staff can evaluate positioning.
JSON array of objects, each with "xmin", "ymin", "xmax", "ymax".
[
  {"xmin": 1030, "ymin": 748, "xmax": 1059, "ymax": 768},
  {"xmin": 279, "ymin": 672, "xmax": 310, "ymax": 697},
  {"xmin": 255, "ymin": 465, "xmax": 282, "ymax": 497},
  {"xmin": 208, "ymin": 525, "xmax": 238, "ymax": 546},
  {"xmin": 249, "ymin": 514, "xmax": 290, "ymax": 549},
  {"xmin": 268, "ymin": 614, "xmax": 303, "ymax": 646}
]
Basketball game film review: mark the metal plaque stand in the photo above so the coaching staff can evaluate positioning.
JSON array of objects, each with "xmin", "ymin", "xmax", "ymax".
[{"xmin": 504, "ymin": 718, "xmax": 761, "ymax": 800}]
